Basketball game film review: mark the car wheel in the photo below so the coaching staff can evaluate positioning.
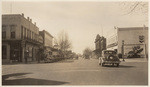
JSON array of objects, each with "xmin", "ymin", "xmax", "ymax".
[
  {"xmin": 112, "ymin": 63, "xmax": 114, "ymax": 66},
  {"xmin": 101, "ymin": 63, "xmax": 104, "ymax": 67},
  {"xmin": 116, "ymin": 63, "xmax": 119, "ymax": 67}
]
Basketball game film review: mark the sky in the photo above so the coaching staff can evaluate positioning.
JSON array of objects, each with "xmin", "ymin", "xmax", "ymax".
[{"xmin": 2, "ymin": 1, "xmax": 148, "ymax": 54}]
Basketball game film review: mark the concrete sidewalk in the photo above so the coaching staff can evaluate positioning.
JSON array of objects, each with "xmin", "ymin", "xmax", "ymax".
[{"xmin": 120, "ymin": 58, "xmax": 148, "ymax": 62}]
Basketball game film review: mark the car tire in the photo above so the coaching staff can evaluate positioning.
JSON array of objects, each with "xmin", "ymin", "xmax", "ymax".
[
  {"xmin": 112, "ymin": 63, "xmax": 114, "ymax": 66},
  {"xmin": 101, "ymin": 63, "xmax": 104, "ymax": 67},
  {"xmin": 116, "ymin": 63, "xmax": 119, "ymax": 67}
]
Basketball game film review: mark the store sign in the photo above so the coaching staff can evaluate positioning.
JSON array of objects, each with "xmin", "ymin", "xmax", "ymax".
[{"xmin": 139, "ymin": 35, "xmax": 144, "ymax": 43}]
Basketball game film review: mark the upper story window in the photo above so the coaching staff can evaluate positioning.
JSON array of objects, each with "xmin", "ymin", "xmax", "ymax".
[
  {"xmin": 21, "ymin": 26, "xmax": 24, "ymax": 39},
  {"xmin": 24, "ymin": 28, "xmax": 26, "ymax": 39},
  {"xmin": 2, "ymin": 25, "xmax": 7, "ymax": 39},
  {"xmin": 11, "ymin": 32, "xmax": 15, "ymax": 39},
  {"xmin": 10, "ymin": 25, "xmax": 16, "ymax": 39}
]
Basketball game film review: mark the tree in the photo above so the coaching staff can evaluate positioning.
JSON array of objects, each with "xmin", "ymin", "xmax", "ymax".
[
  {"xmin": 37, "ymin": 47, "xmax": 45, "ymax": 63},
  {"xmin": 127, "ymin": 46, "xmax": 143, "ymax": 58},
  {"xmin": 119, "ymin": 2, "xmax": 148, "ymax": 15},
  {"xmin": 55, "ymin": 30, "xmax": 72, "ymax": 58},
  {"xmin": 83, "ymin": 47, "xmax": 93, "ymax": 59}
]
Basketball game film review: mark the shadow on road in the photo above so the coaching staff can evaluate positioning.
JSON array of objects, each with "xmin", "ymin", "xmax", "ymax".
[
  {"xmin": 57, "ymin": 59, "xmax": 74, "ymax": 63},
  {"xmin": 2, "ymin": 73, "xmax": 69, "ymax": 85},
  {"xmin": 103, "ymin": 65, "xmax": 135, "ymax": 68},
  {"xmin": 119, "ymin": 65, "xmax": 135, "ymax": 68}
]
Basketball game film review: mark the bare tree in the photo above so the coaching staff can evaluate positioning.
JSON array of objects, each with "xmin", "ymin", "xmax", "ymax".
[
  {"xmin": 53, "ymin": 37, "xmax": 58, "ymax": 45},
  {"xmin": 56, "ymin": 30, "xmax": 72, "ymax": 58},
  {"xmin": 119, "ymin": 2, "xmax": 148, "ymax": 15}
]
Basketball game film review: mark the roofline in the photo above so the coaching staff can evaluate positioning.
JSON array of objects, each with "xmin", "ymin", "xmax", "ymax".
[
  {"xmin": 2, "ymin": 14, "xmax": 21, "ymax": 16},
  {"xmin": 117, "ymin": 27, "xmax": 148, "ymax": 31},
  {"xmin": 40, "ymin": 30, "xmax": 53, "ymax": 38},
  {"xmin": 2, "ymin": 14, "xmax": 39, "ymax": 28}
]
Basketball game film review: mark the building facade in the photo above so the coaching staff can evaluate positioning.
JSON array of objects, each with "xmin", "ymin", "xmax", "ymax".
[
  {"xmin": 93, "ymin": 34, "xmax": 106, "ymax": 58},
  {"xmin": 107, "ymin": 26, "xmax": 148, "ymax": 58},
  {"xmin": 2, "ymin": 14, "xmax": 43, "ymax": 63},
  {"xmin": 39, "ymin": 30, "xmax": 53, "ymax": 56}
]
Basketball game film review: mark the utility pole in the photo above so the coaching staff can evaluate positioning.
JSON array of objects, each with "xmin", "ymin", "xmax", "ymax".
[
  {"xmin": 143, "ymin": 25, "xmax": 147, "ymax": 59},
  {"xmin": 122, "ymin": 40, "xmax": 125, "ymax": 61}
]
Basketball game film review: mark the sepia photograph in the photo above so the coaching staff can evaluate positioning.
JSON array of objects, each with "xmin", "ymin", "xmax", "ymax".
[{"xmin": 1, "ymin": 0, "xmax": 148, "ymax": 86}]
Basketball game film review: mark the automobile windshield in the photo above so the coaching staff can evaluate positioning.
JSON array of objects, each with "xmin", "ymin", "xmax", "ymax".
[{"xmin": 104, "ymin": 51, "xmax": 116, "ymax": 55}]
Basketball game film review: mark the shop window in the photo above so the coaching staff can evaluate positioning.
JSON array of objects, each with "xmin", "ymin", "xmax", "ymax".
[{"xmin": 2, "ymin": 45, "xmax": 7, "ymax": 59}]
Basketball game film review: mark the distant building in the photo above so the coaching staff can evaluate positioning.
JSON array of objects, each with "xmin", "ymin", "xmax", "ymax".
[
  {"xmin": 39, "ymin": 30, "xmax": 53, "ymax": 56},
  {"xmin": 53, "ymin": 44, "xmax": 60, "ymax": 50},
  {"xmin": 107, "ymin": 26, "xmax": 148, "ymax": 58},
  {"xmin": 2, "ymin": 14, "xmax": 43, "ymax": 63},
  {"xmin": 93, "ymin": 34, "xmax": 106, "ymax": 58}
]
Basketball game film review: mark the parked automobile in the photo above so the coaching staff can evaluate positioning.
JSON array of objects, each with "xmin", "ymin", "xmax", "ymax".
[
  {"xmin": 99, "ymin": 50, "xmax": 121, "ymax": 67},
  {"xmin": 44, "ymin": 57, "xmax": 53, "ymax": 63}
]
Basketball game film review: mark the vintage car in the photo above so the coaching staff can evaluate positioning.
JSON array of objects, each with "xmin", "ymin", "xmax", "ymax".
[{"xmin": 99, "ymin": 50, "xmax": 121, "ymax": 67}]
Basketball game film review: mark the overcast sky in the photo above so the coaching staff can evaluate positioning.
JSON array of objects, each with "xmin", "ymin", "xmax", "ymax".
[{"xmin": 2, "ymin": 1, "xmax": 148, "ymax": 54}]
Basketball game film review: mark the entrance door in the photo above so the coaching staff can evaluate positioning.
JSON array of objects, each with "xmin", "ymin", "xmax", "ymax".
[
  {"xmin": 10, "ymin": 42, "xmax": 21, "ymax": 62},
  {"xmin": 2, "ymin": 45, "xmax": 7, "ymax": 59}
]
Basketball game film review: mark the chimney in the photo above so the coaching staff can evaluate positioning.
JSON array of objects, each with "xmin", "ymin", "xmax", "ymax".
[
  {"xmin": 30, "ymin": 19, "xmax": 32, "ymax": 22},
  {"xmin": 21, "ymin": 13, "xmax": 24, "ymax": 17},
  {"xmin": 34, "ymin": 22, "xmax": 36, "ymax": 25},
  {"xmin": 27, "ymin": 17, "xmax": 30, "ymax": 21}
]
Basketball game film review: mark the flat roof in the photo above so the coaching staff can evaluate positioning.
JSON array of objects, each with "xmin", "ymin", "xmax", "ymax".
[{"xmin": 118, "ymin": 27, "xmax": 148, "ymax": 31}]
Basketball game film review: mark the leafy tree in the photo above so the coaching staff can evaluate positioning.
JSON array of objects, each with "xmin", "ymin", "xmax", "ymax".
[{"xmin": 83, "ymin": 47, "xmax": 93, "ymax": 59}]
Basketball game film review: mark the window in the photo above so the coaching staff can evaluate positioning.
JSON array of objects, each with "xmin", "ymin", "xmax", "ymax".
[
  {"xmin": 2, "ymin": 31, "xmax": 6, "ymax": 39},
  {"xmin": 11, "ymin": 32, "xmax": 15, "ymax": 38},
  {"xmin": 32, "ymin": 32, "xmax": 34, "ymax": 40},
  {"xmin": 27, "ymin": 29, "xmax": 30, "ymax": 39},
  {"xmin": 21, "ymin": 26, "xmax": 24, "ymax": 39},
  {"xmin": 10, "ymin": 25, "xmax": 16, "ymax": 39},
  {"xmin": 24, "ymin": 28, "xmax": 26, "ymax": 39},
  {"xmin": 29, "ymin": 31, "xmax": 31, "ymax": 39}
]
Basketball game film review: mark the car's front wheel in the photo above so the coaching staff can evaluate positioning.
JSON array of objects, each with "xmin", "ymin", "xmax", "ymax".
[
  {"xmin": 101, "ymin": 63, "xmax": 104, "ymax": 67},
  {"xmin": 116, "ymin": 63, "xmax": 119, "ymax": 67}
]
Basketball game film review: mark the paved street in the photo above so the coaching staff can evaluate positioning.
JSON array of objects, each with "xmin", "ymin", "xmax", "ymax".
[{"xmin": 2, "ymin": 58, "xmax": 148, "ymax": 85}]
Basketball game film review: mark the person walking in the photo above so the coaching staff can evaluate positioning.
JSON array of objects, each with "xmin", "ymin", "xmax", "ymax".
[{"xmin": 25, "ymin": 50, "xmax": 29, "ymax": 64}]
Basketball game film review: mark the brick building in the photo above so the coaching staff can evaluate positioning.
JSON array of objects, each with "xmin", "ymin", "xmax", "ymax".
[
  {"xmin": 93, "ymin": 34, "xmax": 106, "ymax": 58},
  {"xmin": 39, "ymin": 30, "xmax": 53, "ymax": 57},
  {"xmin": 2, "ymin": 14, "xmax": 43, "ymax": 63}
]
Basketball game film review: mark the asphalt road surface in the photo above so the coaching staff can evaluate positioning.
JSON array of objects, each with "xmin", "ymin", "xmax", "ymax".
[{"xmin": 2, "ymin": 57, "xmax": 148, "ymax": 85}]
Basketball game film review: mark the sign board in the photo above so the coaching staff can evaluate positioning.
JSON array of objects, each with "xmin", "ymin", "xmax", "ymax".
[{"xmin": 139, "ymin": 35, "xmax": 144, "ymax": 43}]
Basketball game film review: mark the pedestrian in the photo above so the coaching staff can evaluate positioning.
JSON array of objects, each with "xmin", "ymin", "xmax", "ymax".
[{"xmin": 25, "ymin": 50, "xmax": 29, "ymax": 64}]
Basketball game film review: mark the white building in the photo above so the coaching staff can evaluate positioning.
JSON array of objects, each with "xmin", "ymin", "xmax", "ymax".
[{"xmin": 107, "ymin": 26, "xmax": 148, "ymax": 58}]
